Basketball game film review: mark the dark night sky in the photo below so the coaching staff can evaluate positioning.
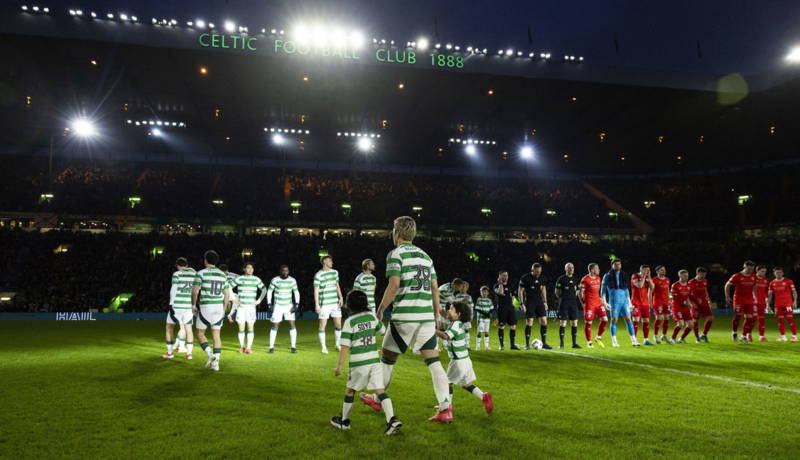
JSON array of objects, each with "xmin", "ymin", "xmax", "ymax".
[{"xmin": 35, "ymin": 0, "xmax": 800, "ymax": 75}]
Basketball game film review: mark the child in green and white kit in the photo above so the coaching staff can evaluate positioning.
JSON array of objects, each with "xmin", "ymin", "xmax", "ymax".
[
  {"xmin": 434, "ymin": 301, "xmax": 494, "ymax": 419},
  {"xmin": 331, "ymin": 290, "xmax": 402, "ymax": 435}
]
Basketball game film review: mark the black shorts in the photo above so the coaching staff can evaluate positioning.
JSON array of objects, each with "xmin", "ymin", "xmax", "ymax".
[
  {"xmin": 558, "ymin": 303, "xmax": 579, "ymax": 321},
  {"xmin": 497, "ymin": 307, "xmax": 517, "ymax": 326},
  {"xmin": 524, "ymin": 303, "xmax": 547, "ymax": 319}
]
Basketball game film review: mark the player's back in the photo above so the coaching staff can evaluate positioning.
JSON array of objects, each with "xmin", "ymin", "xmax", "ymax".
[
  {"xmin": 385, "ymin": 243, "xmax": 437, "ymax": 323},
  {"xmin": 171, "ymin": 268, "xmax": 196, "ymax": 309},
  {"xmin": 195, "ymin": 267, "xmax": 228, "ymax": 306}
]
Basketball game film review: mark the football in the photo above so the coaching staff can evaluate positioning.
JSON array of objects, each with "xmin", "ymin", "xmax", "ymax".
[{"xmin": 532, "ymin": 339, "xmax": 543, "ymax": 350}]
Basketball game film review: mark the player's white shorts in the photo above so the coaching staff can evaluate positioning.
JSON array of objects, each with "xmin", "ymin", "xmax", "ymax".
[
  {"xmin": 166, "ymin": 308, "xmax": 194, "ymax": 325},
  {"xmin": 196, "ymin": 306, "xmax": 224, "ymax": 330},
  {"xmin": 318, "ymin": 305, "xmax": 342, "ymax": 320},
  {"xmin": 346, "ymin": 362, "xmax": 384, "ymax": 391},
  {"xmin": 477, "ymin": 319, "xmax": 491, "ymax": 333},
  {"xmin": 382, "ymin": 321, "xmax": 437, "ymax": 354},
  {"xmin": 234, "ymin": 306, "xmax": 256, "ymax": 324},
  {"xmin": 447, "ymin": 357, "xmax": 477, "ymax": 386},
  {"xmin": 271, "ymin": 305, "xmax": 295, "ymax": 323}
]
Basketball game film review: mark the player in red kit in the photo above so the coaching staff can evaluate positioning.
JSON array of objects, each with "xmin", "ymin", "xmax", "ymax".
[
  {"xmin": 580, "ymin": 263, "xmax": 608, "ymax": 348},
  {"xmin": 725, "ymin": 260, "xmax": 757, "ymax": 343},
  {"xmin": 630, "ymin": 265, "xmax": 655, "ymax": 346},
  {"xmin": 651, "ymin": 266, "xmax": 671, "ymax": 344},
  {"xmin": 754, "ymin": 265, "xmax": 770, "ymax": 342},
  {"xmin": 768, "ymin": 267, "xmax": 798, "ymax": 342},
  {"xmin": 688, "ymin": 267, "xmax": 713, "ymax": 343},
  {"xmin": 669, "ymin": 270, "xmax": 696, "ymax": 344}
]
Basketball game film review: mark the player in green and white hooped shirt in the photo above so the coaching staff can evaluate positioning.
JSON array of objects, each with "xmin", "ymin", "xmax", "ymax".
[
  {"xmin": 434, "ymin": 301, "xmax": 494, "ymax": 414},
  {"xmin": 455, "ymin": 281, "xmax": 475, "ymax": 349},
  {"xmin": 267, "ymin": 265, "xmax": 301, "ymax": 353},
  {"xmin": 474, "ymin": 286, "xmax": 495, "ymax": 350},
  {"xmin": 220, "ymin": 264, "xmax": 239, "ymax": 320},
  {"xmin": 331, "ymin": 290, "xmax": 402, "ymax": 435},
  {"xmin": 164, "ymin": 257, "xmax": 195, "ymax": 359},
  {"xmin": 231, "ymin": 263, "xmax": 267, "ymax": 354},
  {"xmin": 437, "ymin": 279, "xmax": 462, "ymax": 351},
  {"xmin": 353, "ymin": 258, "xmax": 378, "ymax": 313},
  {"xmin": 358, "ymin": 216, "xmax": 453, "ymax": 423},
  {"xmin": 314, "ymin": 255, "xmax": 344, "ymax": 354},
  {"xmin": 192, "ymin": 250, "xmax": 232, "ymax": 372}
]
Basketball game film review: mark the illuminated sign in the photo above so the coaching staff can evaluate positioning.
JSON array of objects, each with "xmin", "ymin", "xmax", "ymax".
[
  {"xmin": 198, "ymin": 35, "xmax": 465, "ymax": 70},
  {"xmin": 198, "ymin": 33, "xmax": 257, "ymax": 51}
]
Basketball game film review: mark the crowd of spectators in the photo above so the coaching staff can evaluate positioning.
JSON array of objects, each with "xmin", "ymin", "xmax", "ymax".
[{"xmin": 2, "ymin": 228, "xmax": 798, "ymax": 314}]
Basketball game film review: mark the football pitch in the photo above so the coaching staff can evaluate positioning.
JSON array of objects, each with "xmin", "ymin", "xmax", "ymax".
[{"xmin": 1, "ymin": 319, "xmax": 799, "ymax": 459}]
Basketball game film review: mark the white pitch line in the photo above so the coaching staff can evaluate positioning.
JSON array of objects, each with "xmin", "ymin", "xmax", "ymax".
[{"xmin": 548, "ymin": 349, "xmax": 800, "ymax": 395}]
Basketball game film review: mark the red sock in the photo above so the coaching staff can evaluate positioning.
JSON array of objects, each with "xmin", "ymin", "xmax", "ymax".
[
  {"xmin": 758, "ymin": 317, "xmax": 766, "ymax": 336},
  {"xmin": 634, "ymin": 322, "xmax": 639, "ymax": 337},
  {"xmin": 692, "ymin": 322, "xmax": 699, "ymax": 338},
  {"xmin": 778, "ymin": 317, "xmax": 786, "ymax": 335},
  {"xmin": 788, "ymin": 316, "xmax": 798, "ymax": 335},
  {"xmin": 703, "ymin": 319, "xmax": 713, "ymax": 335},
  {"xmin": 681, "ymin": 327, "xmax": 692, "ymax": 340},
  {"xmin": 598, "ymin": 321, "xmax": 607, "ymax": 337},
  {"xmin": 672, "ymin": 325, "xmax": 681, "ymax": 339},
  {"xmin": 584, "ymin": 322, "xmax": 593, "ymax": 341},
  {"xmin": 662, "ymin": 319, "xmax": 669, "ymax": 335},
  {"xmin": 642, "ymin": 321, "xmax": 650, "ymax": 339},
  {"xmin": 731, "ymin": 314, "xmax": 742, "ymax": 332},
  {"xmin": 743, "ymin": 317, "xmax": 754, "ymax": 336}
]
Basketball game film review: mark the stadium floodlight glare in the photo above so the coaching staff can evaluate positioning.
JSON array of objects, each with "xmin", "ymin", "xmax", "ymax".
[
  {"xmin": 786, "ymin": 47, "xmax": 800, "ymax": 63},
  {"xmin": 131, "ymin": 16, "xmax": 137, "ymax": 22},
  {"xmin": 505, "ymin": 49, "xmax": 514, "ymax": 56},
  {"xmin": 293, "ymin": 23, "xmax": 310, "ymax": 44},
  {"xmin": 417, "ymin": 37, "xmax": 429, "ymax": 50},
  {"xmin": 90, "ymin": 11, "xmax": 96, "ymax": 18},
  {"xmin": 224, "ymin": 20, "xmax": 236, "ymax": 33},
  {"xmin": 465, "ymin": 144, "xmax": 477, "ymax": 155},
  {"xmin": 71, "ymin": 119, "xmax": 97, "ymax": 138},
  {"xmin": 272, "ymin": 134, "xmax": 285, "ymax": 145},
  {"xmin": 209, "ymin": 23, "xmax": 215, "ymax": 29},
  {"xmin": 357, "ymin": 138, "xmax": 373, "ymax": 152},
  {"xmin": 106, "ymin": 13, "xmax": 114, "ymax": 19},
  {"xmin": 151, "ymin": 128, "xmax": 162, "ymax": 137},
  {"xmin": 21, "ymin": 5, "xmax": 28, "ymax": 11},
  {"xmin": 445, "ymin": 43, "xmax": 452, "ymax": 50},
  {"xmin": 119, "ymin": 13, "xmax": 128, "ymax": 21},
  {"xmin": 43, "ymin": 7, "xmax": 49, "ymax": 13},
  {"xmin": 520, "ymin": 146, "xmax": 534, "ymax": 159},
  {"xmin": 435, "ymin": 43, "xmax": 441, "ymax": 49}
]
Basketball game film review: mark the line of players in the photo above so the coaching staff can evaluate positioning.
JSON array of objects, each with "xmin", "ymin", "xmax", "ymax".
[{"xmin": 163, "ymin": 252, "xmax": 799, "ymax": 369}]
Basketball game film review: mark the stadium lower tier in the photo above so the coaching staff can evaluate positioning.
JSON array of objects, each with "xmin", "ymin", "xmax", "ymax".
[{"xmin": 1, "ymin": 229, "xmax": 798, "ymax": 313}]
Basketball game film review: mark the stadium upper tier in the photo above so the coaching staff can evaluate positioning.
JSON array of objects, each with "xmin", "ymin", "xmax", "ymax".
[
  {"xmin": 1, "ymin": 32, "xmax": 800, "ymax": 175},
  {"xmin": 0, "ymin": 157, "xmax": 796, "ymax": 232}
]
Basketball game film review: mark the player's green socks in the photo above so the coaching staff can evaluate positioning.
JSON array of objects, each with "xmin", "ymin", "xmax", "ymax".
[
  {"xmin": 213, "ymin": 348, "xmax": 221, "ymax": 360},
  {"xmin": 377, "ymin": 393, "xmax": 394, "ymax": 422},
  {"xmin": 464, "ymin": 384, "xmax": 484, "ymax": 399},
  {"xmin": 201, "ymin": 342, "xmax": 211, "ymax": 356},
  {"xmin": 342, "ymin": 395, "xmax": 354, "ymax": 421}
]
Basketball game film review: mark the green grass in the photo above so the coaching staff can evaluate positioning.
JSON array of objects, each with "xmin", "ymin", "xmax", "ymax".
[{"xmin": 1, "ymin": 318, "xmax": 799, "ymax": 459}]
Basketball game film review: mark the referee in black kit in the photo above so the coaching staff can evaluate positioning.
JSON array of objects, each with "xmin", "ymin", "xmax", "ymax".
[
  {"xmin": 518, "ymin": 263, "xmax": 551, "ymax": 349},
  {"xmin": 554, "ymin": 262, "xmax": 581, "ymax": 349},
  {"xmin": 494, "ymin": 270, "xmax": 519, "ymax": 350}
]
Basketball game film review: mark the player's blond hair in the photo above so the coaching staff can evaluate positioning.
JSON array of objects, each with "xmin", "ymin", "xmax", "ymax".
[
  {"xmin": 362, "ymin": 258, "xmax": 373, "ymax": 270},
  {"xmin": 393, "ymin": 216, "xmax": 416, "ymax": 241}
]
